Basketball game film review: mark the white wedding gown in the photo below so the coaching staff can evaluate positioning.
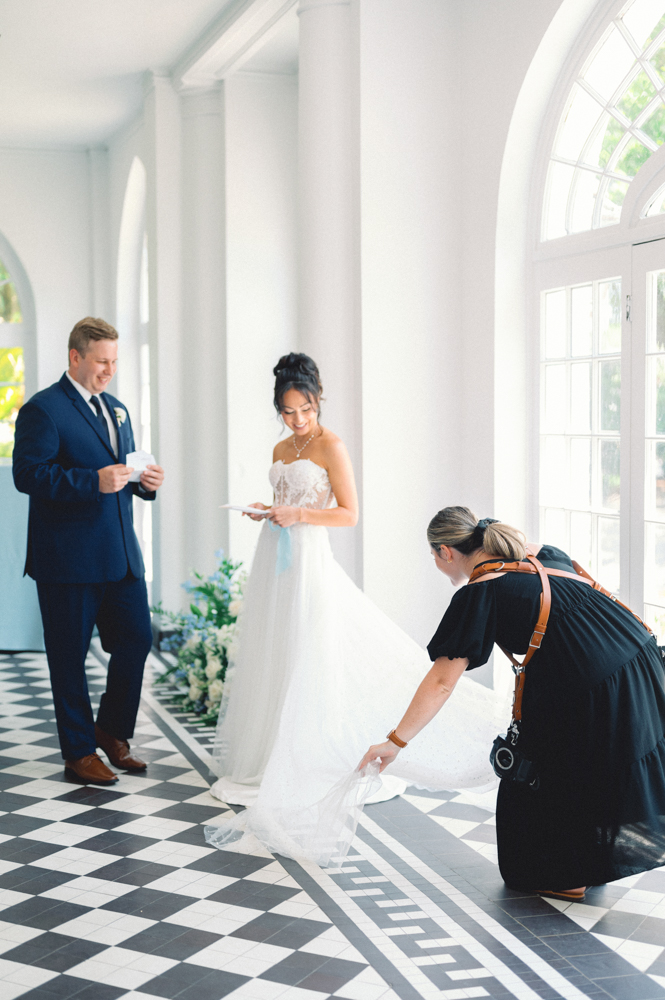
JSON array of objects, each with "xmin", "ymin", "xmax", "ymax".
[{"xmin": 206, "ymin": 459, "xmax": 508, "ymax": 866}]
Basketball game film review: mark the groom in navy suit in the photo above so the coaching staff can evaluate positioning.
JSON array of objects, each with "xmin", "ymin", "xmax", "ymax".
[{"xmin": 13, "ymin": 317, "xmax": 164, "ymax": 785}]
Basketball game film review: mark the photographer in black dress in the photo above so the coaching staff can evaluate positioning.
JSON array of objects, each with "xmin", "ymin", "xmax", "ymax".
[{"xmin": 359, "ymin": 506, "xmax": 665, "ymax": 900}]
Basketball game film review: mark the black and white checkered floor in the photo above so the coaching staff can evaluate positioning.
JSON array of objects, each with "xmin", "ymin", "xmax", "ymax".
[{"xmin": 1, "ymin": 649, "xmax": 664, "ymax": 1000}]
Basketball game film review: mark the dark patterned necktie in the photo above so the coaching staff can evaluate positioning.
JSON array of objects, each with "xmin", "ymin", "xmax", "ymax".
[{"xmin": 90, "ymin": 395, "xmax": 111, "ymax": 446}]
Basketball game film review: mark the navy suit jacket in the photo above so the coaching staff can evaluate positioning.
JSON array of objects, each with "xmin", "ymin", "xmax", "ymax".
[{"xmin": 12, "ymin": 373, "xmax": 155, "ymax": 583}]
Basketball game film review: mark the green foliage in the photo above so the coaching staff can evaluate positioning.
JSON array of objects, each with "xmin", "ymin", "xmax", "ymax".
[
  {"xmin": 0, "ymin": 348, "xmax": 24, "ymax": 458},
  {"xmin": 0, "ymin": 348, "xmax": 23, "ymax": 384},
  {"xmin": 151, "ymin": 552, "xmax": 245, "ymax": 727},
  {"xmin": 616, "ymin": 71, "xmax": 656, "ymax": 121},
  {"xmin": 642, "ymin": 102, "xmax": 665, "ymax": 145},
  {"xmin": 616, "ymin": 138, "xmax": 651, "ymax": 177},
  {"xmin": 598, "ymin": 117, "xmax": 625, "ymax": 168},
  {"xmin": 0, "ymin": 261, "xmax": 22, "ymax": 324},
  {"xmin": 645, "ymin": 13, "xmax": 665, "ymax": 50},
  {"xmin": 651, "ymin": 41, "xmax": 665, "ymax": 78},
  {"xmin": 607, "ymin": 179, "xmax": 629, "ymax": 208}
]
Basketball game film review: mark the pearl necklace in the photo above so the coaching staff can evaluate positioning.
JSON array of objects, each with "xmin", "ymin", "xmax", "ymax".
[{"xmin": 293, "ymin": 428, "xmax": 317, "ymax": 459}]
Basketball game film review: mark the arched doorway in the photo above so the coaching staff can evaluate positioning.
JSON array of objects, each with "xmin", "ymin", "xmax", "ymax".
[{"xmin": 0, "ymin": 232, "xmax": 43, "ymax": 650}]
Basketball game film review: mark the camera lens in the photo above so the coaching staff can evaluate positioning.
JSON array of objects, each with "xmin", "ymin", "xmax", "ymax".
[{"xmin": 495, "ymin": 747, "xmax": 514, "ymax": 771}]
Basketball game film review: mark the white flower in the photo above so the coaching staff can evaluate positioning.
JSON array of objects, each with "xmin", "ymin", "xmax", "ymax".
[
  {"xmin": 229, "ymin": 598, "xmax": 243, "ymax": 618},
  {"xmin": 184, "ymin": 635, "xmax": 199, "ymax": 652},
  {"xmin": 207, "ymin": 678, "xmax": 224, "ymax": 706},
  {"xmin": 188, "ymin": 667, "xmax": 203, "ymax": 685},
  {"xmin": 216, "ymin": 624, "xmax": 237, "ymax": 647},
  {"xmin": 114, "ymin": 406, "xmax": 127, "ymax": 425},
  {"xmin": 188, "ymin": 682, "xmax": 203, "ymax": 702},
  {"xmin": 205, "ymin": 656, "xmax": 222, "ymax": 681}
]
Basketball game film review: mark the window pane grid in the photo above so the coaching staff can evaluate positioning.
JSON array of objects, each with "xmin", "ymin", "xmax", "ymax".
[
  {"xmin": 0, "ymin": 347, "xmax": 25, "ymax": 460},
  {"xmin": 644, "ymin": 267, "xmax": 665, "ymax": 633},
  {"xmin": 543, "ymin": 0, "xmax": 665, "ymax": 239},
  {"xmin": 540, "ymin": 279, "xmax": 621, "ymax": 589}
]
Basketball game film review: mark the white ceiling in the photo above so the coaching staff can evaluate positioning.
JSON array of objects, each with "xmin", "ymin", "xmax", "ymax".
[{"xmin": 0, "ymin": 0, "xmax": 270, "ymax": 148}]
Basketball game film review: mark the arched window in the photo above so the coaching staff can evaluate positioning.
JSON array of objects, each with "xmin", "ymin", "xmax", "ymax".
[
  {"xmin": 544, "ymin": 0, "xmax": 665, "ymax": 239},
  {"xmin": 535, "ymin": 0, "xmax": 665, "ymax": 639},
  {"xmin": 0, "ymin": 252, "xmax": 30, "ymax": 463}
]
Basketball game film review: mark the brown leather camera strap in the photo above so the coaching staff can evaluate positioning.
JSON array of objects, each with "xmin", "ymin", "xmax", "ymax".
[
  {"xmin": 467, "ymin": 553, "xmax": 653, "ymax": 722},
  {"xmin": 468, "ymin": 555, "xmax": 551, "ymax": 721}
]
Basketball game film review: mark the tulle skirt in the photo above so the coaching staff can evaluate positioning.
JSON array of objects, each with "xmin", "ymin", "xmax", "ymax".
[{"xmin": 206, "ymin": 521, "xmax": 508, "ymax": 866}]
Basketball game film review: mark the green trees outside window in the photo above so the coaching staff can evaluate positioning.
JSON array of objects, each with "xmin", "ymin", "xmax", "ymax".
[
  {"xmin": 0, "ymin": 348, "xmax": 25, "ymax": 459},
  {"xmin": 0, "ymin": 261, "xmax": 22, "ymax": 324},
  {"xmin": 544, "ymin": 0, "xmax": 665, "ymax": 238}
]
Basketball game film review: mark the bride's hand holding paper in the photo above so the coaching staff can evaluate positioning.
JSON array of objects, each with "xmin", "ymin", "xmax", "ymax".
[
  {"xmin": 220, "ymin": 503, "xmax": 271, "ymax": 521},
  {"xmin": 246, "ymin": 503, "xmax": 271, "ymax": 521},
  {"xmin": 268, "ymin": 505, "xmax": 301, "ymax": 528}
]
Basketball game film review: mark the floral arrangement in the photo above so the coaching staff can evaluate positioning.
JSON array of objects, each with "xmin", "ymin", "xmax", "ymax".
[{"xmin": 151, "ymin": 550, "xmax": 244, "ymax": 725}]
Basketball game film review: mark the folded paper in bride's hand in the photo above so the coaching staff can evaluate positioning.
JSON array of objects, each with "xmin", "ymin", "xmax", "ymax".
[
  {"xmin": 125, "ymin": 450, "xmax": 156, "ymax": 483},
  {"xmin": 220, "ymin": 504, "xmax": 271, "ymax": 517}
]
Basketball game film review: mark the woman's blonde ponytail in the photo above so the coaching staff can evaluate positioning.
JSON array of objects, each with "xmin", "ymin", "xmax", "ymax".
[{"xmin": 427, "ymin": 506, "xmax": 526, "ymax": 561}]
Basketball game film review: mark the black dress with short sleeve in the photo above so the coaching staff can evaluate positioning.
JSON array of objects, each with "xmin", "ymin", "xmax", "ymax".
[{"xmin": 427, "ymin": 545, "xmax": 665, "ymax": 890}]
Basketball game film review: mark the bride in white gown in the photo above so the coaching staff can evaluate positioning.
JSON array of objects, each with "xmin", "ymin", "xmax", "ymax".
[{"xmin": 206, "ymin": 354, "xmax": 507, "ymax": 866}]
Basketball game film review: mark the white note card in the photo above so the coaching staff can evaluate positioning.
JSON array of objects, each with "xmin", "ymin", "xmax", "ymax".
[
  {"xmin": 220, "ymin": 504, "xmax": 270, "ymax": 517},
  {"xmin": 125, "ymin": 450, "xmax": 156, "ymax": 483}
]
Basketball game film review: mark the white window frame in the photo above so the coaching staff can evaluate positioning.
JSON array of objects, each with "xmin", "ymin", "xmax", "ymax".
[{"xmin": 529, "ymin": 3, "xmax": 665, "ymax": 617}]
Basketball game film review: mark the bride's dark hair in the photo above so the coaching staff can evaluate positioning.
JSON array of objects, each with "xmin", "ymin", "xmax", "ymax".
[{"xmin": 273, "ymin": 353, "xmax": 323, "ymax": 416}]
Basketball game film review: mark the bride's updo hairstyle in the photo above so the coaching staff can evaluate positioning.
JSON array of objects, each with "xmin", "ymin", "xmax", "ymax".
[
  {"xmin": 427, "ymin": 506, "xmax": 526, "ymax": 561},
  {"xmin": 273, "ymin": 353, "xmax": 323, "ymax": 416}
]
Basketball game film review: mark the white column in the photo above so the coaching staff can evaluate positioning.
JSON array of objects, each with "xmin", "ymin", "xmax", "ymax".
[
  {"xmin": 297, "ymin": 0, "xmax": 362, "ymax": 584},
  {"xmin": 225, "ymin": 73, "xmax": 298, "ymax": 570},
  {"xmin": 144, "ymin": 72, "xmax": 185, "ymax": 611},
  {"xmin": 180, "ymin": 86, "xmax": 228, "ymax": 578}
]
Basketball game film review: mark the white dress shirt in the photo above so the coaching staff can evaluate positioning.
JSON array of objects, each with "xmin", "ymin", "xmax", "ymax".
[{"xmin": 66, "ymin": 371, "xmax": 118, "ymax": 457}]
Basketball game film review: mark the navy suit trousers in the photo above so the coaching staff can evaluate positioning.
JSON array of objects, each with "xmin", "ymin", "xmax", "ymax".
[{"xmin": 37, "ymin": 574, "xmax": 153, "ymax": 761}]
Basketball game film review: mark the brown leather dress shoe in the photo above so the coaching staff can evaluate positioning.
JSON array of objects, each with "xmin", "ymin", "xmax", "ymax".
[
  {"xmin": 95, "ymin": 724, "xmax": 147, "ymax": 772},
  {"xmin": 65, "ymin": 752, "xmax": 119, "ymax": 785}
]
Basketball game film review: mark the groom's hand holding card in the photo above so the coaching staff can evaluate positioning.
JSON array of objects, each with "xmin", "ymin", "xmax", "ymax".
[{"xmin": 125, "ymin": 450, "xmax": 164, "ymax": 492}]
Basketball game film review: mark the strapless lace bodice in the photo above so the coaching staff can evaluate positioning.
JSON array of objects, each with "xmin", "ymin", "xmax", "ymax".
[{"xmin": 269, "ymin": 459, "xmax": 333, "ymax": 510}]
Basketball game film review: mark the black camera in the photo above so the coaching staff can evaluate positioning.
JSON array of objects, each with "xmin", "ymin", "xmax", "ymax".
[{"xmin": 490, "ymin": 729, "xmax": 540, "ymax": 790}]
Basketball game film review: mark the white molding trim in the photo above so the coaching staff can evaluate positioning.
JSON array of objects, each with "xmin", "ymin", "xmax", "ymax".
[
  {"xmin": 174, "ymin": 0, "xmax": 298, "ymax": 89},
  {"xmin": 298, "ymin": 0, "xmax": 350, "ymax": 13}
]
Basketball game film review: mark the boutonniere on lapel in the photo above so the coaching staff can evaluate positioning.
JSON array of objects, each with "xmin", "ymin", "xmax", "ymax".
[{"xmin": 114, "ymin": 407, "xmax": 127, "ymax": 426}]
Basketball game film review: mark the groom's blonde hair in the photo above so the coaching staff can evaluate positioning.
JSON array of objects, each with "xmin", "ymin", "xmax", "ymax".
[{"xmin": 68, "ymin": 317, "xmax": 118, "ymax": 358}]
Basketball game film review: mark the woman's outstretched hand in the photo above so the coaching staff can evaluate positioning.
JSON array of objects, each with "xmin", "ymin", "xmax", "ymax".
[
  {"xmin": 245, "ymin": 503, "xmax": 270, "ymax": 521},
  {"xmin": 269, "ymin": 505, "xmax": 301, "ymax": 527},
  {"xmin": 358, "ymin": 740, "xmax": 400, "ymax": 774}
]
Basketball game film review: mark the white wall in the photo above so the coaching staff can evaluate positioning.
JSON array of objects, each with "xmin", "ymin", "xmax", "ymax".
[
  {"xmin": 0, "ymin": 148, "xmax": 94, "ymax": 389},
  {"xmin": 458, "ymin": 0, "xmax": 565, "ymax": 526},
  {"xmin": 225, "ymin": 71, "xmax": 299, "ymax": 572},
  {"xmin": 356, "ymin": 0, "xmax": 573, "ymax": 676},
  {"xmin": 359, "ymin": 0, "xmax": 464, "ymax": 647}
]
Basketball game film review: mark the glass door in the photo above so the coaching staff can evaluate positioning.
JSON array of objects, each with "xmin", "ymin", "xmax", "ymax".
[
  {"xmin": 631, "ymin": 238, "xmax": 665, "ymax": 637},
  {"xmin": 535, "ymin": 246, "xmax": 631, "ymax": 602}
]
